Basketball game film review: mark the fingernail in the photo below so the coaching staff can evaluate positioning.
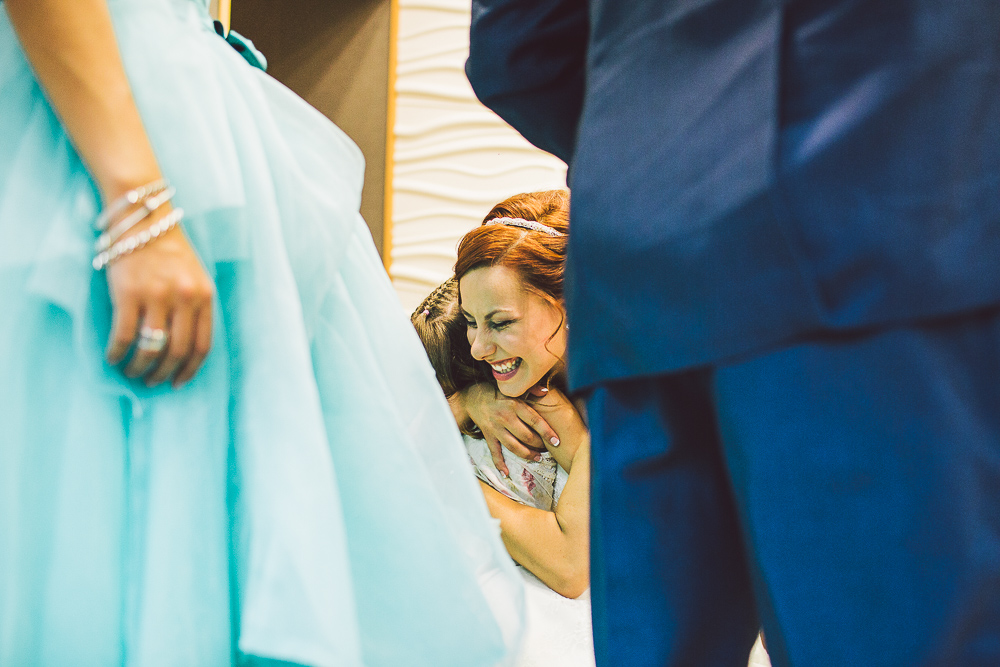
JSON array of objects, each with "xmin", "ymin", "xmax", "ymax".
[
  {"xmin": 500, "ymin": 469, "xmax": 509, "ymax": 479},
  {"xmin": 550, "ymin": 437, "xmax": 560, "ymax": 447},
  {"xmin": 539, "ymin": 387, "xmax": 548, "ymax": 392}
]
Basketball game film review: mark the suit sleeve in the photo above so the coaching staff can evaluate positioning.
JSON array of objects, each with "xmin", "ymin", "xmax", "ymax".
[{"xmin": 466, "ymin": 0, "xmax": 588, "ymax": 164}]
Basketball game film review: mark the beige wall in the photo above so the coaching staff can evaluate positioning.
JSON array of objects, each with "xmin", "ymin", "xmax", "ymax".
[
  {"xmin": 388, "ymin": 0, "xmax": 567, "ymax": 312},
  {"xmin": 230, "ymin": 1, "xmax": 568, "ymax": 310},
  {"xmin": 207, "ymin": 0, "xmax": 230, "ymax": 30},
  {"xmin": 231, "ymin": 0, "xmax": 392, "ymax": 256}
]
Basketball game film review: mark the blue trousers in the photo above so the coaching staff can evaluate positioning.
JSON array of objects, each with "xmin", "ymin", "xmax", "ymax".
[{"xmin": 588, "ymin": 310, "xmax": 1000, "ymax": 666}]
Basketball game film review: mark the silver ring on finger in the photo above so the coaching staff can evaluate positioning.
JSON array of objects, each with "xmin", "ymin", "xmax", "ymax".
[{"xmin": 137, "ymin": 326, "xmax": 169, "ymax": 353}]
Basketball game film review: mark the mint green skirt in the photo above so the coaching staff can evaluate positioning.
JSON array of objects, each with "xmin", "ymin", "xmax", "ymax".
[{"xmin": 0, "ymin": 1, "xmax": 523, "ymax": 664}]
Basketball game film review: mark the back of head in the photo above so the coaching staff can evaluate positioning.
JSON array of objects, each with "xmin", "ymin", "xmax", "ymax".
[
  {"xmin": 411, "ymin": 278, "xmax": 491, "ymax": 396},
  {"xmin": 454, "ymin": 190, "xmax": 569, "ymax": 304}
]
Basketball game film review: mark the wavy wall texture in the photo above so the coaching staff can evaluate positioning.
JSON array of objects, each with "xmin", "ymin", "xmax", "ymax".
[{"xmin": 389, "ymin": 0, "xmax": 568, "ymax": 312}]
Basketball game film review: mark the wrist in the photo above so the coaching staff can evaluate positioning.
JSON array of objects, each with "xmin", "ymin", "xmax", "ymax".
[
  {"xmin": 89, "ymin": 132, "xmax": 162, "ymax": 204},
  {"xmin": 447, "ymin": 391, "xmax": 471, "ymax": 428},
  {"xmin": 99, "ymin": 168, "xmax": 164, "ymax": 205}
]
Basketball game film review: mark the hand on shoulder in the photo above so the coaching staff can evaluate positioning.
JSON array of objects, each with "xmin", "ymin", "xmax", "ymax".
[{"xmin": 460, "ymin": 382, "xmax": 560, "ymax": 476}]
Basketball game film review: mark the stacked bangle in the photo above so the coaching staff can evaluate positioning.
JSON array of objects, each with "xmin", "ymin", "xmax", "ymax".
[
  {"xmin": 95, "ymin": 178, "xmax": 169, "ymax": 232},
  {"xmin": 92, "ymin": 178, "xmax": 184, "ymax": 271},
  {"xmin": 92, "ymin": 208, "xmax": 185, "ymax": 270},
  {"xmin": 95, "ymin": 186, "xmax": 176, "ymax": 252}
]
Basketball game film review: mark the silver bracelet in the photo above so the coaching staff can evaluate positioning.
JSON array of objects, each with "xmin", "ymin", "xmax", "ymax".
[
  {"xmin": 92, "ymin": 208, "xmax": 184, "ymax": 270},
  {"xmin": 95, "ymin": 178, "xmax": 169, "ymax": 231},
  {"xmin": 94, "ymin": 186, "xmax": 176, "ymax": 252}
]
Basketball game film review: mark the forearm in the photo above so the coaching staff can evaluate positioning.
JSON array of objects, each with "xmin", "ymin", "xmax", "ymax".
[
  {"xmin": 543, "ymin": 417, "xmax": 584, "ymax": 472},
  {"xmin": 6, "ymin": 0, "xmax": 162, "ymax": 200},
  {"xmin": 534, "ymin": 392, "xmax": 587, "ymax": 471},
  {"xmin": 448, "ymin": 391, "xmax": 472, "ymax": 430},
  {"xmin": 478, "ymin": 445, "xmax": 589, "ymax": 598}
]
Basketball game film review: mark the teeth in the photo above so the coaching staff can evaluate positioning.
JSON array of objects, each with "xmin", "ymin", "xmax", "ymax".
[{"xmin": 491, "ymin": 359, "xmax": 519, "ymax": 374}]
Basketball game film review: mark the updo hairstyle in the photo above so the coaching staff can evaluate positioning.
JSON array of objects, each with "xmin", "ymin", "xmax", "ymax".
[{"xmin": 453, "ymin": 189, "xmax": 569, "ymax": 306}]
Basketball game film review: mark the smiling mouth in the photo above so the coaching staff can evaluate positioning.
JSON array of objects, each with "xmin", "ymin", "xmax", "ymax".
[{"xmin": 490, "ymin": 358, "xmax": 521, "ymax": 380}]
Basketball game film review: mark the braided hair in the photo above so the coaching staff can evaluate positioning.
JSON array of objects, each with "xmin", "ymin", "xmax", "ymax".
[{"xmin": 411, "ymin": 278, "xmax": 491, "ymax": 397}]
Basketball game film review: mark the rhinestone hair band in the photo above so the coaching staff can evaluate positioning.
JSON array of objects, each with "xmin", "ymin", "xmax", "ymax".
[{"xmin": 483, "ymin": 216, "xmax": 564, "ymax": 237}]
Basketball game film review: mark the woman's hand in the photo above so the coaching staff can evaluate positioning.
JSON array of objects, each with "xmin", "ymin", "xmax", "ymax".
[
  {"xmin": 5, "ymin": 0, "xmax": 214, "ymax": 388},
  {"xmin": 459, "ymin": 382, "xmax": 560, "ymax": 476},
  {"xmin": 530, "ymin": 387, "xmax": 588, "ymax": 472},
  {"xmin": 105, "ymin": 206, "xmax": 214, "ymax": 387}
]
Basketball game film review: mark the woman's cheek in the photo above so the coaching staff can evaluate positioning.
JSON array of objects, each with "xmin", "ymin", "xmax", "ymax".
[{"xmin": 498, "ymin": 333, "xmax": 519, "ymax": 354}]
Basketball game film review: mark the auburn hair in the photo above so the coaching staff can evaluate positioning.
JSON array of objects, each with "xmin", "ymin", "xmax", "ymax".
[
  {"xmin": 453, "ymin": 189, "xmax": 570, "ymax": 395},
  {"xmin": 453, "ymin": 189, "xmax": 569, "ymax": 303}
]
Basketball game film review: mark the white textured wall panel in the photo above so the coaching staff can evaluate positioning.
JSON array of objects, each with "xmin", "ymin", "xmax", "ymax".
[{"xmin": 390, "ymin": 0, "xmax": 567, "ymax": 312}]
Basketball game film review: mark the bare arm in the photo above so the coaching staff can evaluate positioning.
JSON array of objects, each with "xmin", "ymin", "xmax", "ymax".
[
  {"xmin": 529, "ymin": 387, "xmax": 586, "ymax": 472},
  {"xmin": 477, "ymin": 389, "xmax": 589, "ymax": 598},
  {"xmin": 6, "ymin": 0, "xmax": 214, "ymax": 386},
  {"xmin": 479, "ymin": 437, "xmax": 589, "ymax": 598},
  {"xmin": 6, "ymin": 0, "xmax": 161, "ymax": 198},
  {"xmin": 447, "ymin": 391, "xmax": 473, "ymax": 431}
]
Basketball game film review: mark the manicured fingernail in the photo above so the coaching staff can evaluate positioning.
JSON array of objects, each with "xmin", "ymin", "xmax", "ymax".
[
  {"xmin": 500, "ymin": 469, "xmax": 509, "ymax": 479},
  {"xmin": 550, "ymin": 437, "xmax": 560, "ymax": 447},
  {"xmin": 539, "ymin": 387, "xmax": 548, "ymax": 392}
]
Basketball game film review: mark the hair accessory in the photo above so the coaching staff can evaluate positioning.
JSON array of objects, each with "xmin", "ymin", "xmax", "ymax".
[
  {"xmin": 95, "ymin": 179, "xmax": 169, "ymax": 231},
  {"xmin": 422, "ymin": 309, "xmax": 430, "ymax": 316},
  {"xmin": 137, "ymin": 326, "xmax": 168, "ymax": 353},
  {"xmin": 95, "ymin": 186, "xmax": 176, "ymax": 252},
  {"xmin": 483, "ymin": 216, "xmax": 564, "ymax": 237},
  {"xmin": 92, "ymin": 208, "xmax": 184, "ymax": 270}
]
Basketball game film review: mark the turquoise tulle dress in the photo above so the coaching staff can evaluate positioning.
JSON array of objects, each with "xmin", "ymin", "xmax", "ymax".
[{"xmin": 0, "ymin": 1, "xmax": 524, "ymax": 664}]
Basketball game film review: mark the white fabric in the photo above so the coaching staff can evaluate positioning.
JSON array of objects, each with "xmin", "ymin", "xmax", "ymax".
[
  {"xmin": 466, "ymin": 436, "xmax": 564, "ymax": 510},
  {"xmin": 749, "ymin": 635, "xmax": 772, "ymax": 667},
  {"xmin": 465, "ymin": 434, "xmax": 772, "ymax": 667},
  {"xmin": 515, "ymin": 568, "xmax": 595, "ymax": 667},
  {"xmin": 465, "ymin": 436, "xmax": 594, "ymax": 666}
]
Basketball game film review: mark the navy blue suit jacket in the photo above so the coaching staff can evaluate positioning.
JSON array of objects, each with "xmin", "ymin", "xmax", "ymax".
[{"xmin": 467, "ymin": 0, "xmax": 1000, "ymax": 390}]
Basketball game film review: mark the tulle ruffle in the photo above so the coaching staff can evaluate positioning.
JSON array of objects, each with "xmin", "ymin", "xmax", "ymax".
[{"xmin": 0, "ymin": 1, "xmax": 523, "ymax": 665}]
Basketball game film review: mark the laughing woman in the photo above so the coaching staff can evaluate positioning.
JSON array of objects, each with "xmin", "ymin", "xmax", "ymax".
[
  {"xmin": 413, "ymin": 191, "xmax": 772, "ymax": 667},
  {"xmin": 413, "ymin": 190, "xmax": 596, "ymax": 667}
]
